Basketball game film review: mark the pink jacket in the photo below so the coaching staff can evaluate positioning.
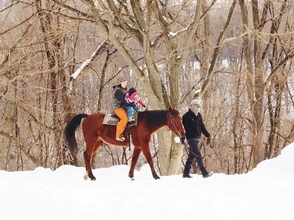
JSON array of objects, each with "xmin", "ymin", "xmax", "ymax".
[{"xmin": 125, "ymin": 92, "xmax": 146, "ymax": 107}]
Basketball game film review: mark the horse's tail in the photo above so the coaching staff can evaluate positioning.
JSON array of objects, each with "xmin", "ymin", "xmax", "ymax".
[{"xmin": 64, "ymin": 114, "xmax": 88, "ymax": 159}]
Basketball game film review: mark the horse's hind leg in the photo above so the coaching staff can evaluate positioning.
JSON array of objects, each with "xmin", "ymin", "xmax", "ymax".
[
  {"xmin": 84, "ymin": 152, "xmax": 94, "ymax": 180},
  {"xmin": 84, "ymin": 139, "xmax": 100, "ymax": 181}
]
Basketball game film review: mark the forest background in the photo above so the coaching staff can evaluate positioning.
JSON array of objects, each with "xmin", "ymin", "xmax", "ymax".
[{"xmin": 1, "ymin": 0, "xmax": 294, "ymax": 176}]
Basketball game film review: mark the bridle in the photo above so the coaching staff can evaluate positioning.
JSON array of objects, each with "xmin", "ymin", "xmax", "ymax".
[{"xmin": 167, "ymin": 113, "xmax": 185, "ymax": 140}]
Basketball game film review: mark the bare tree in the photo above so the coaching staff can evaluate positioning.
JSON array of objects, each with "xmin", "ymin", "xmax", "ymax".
[
  {"xmin": 1, "ymin": 0, "xmax": 294, "ymax": 176},
  {"xmin": 50, "ymin": 0, "xmax": 223, "ymax": 175},
  {"xmin": 239, "ymin": 0, "xmax": 294, "ymax": 169}
]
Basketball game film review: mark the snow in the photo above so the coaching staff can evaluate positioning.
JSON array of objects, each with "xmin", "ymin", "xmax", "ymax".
[{"xmin": 1, "ymin": 143, "xmax": 294, "ymax": 220}]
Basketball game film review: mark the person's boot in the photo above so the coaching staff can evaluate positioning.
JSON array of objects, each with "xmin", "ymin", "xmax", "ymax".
[
  {"xmin": 128, "ymin": 116, "xmax": 135, "ymax": 122},
  {"xmin": 116, "ymin": 135, "xmax": 125, "ymax": 142},
  {"xmin": 182, "ymin": 173, "xmax": 192, "ymax": 178},
  {"xmin": 202, "ymin": 172, "xmax": 213, "ymax": 178},
  {"xmin": 182, "ymin": 168, "xmax": 192, "ymax": 178}
]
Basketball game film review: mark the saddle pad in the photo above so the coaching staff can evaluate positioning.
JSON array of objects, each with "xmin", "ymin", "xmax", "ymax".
[
  {"xmin": 102, "ymin": 114, "xmax": 119, "ymax": 125},
  {"xmin": 102, "ymin": 112, "xmax": 138, "ymax": 126}
]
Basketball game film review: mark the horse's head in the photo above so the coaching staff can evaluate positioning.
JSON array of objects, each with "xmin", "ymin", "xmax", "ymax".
[{"xmin": 167, "ymin": 107, "xmax": 186, "ymax": 141}]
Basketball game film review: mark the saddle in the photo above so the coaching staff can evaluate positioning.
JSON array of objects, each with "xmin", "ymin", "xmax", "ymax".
[{"xmin": 102, "ymin": 112, "xmax": 138, "ymax": 126}]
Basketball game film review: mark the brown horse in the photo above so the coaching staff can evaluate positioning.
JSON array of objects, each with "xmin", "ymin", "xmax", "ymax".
[{"xmin": 64, "ymin": 107, "xmax": 186, "ymax": 180}]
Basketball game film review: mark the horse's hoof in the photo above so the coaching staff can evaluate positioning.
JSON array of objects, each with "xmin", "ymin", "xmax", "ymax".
[
  {"xmin": 129, "ymin": 174, "xmax": 135, "ymax": 180},
  {"xmin": 84, "ymin": 172, "xmax": 89, "ymax": 180},
  {"xmin": 90, "ymin": 177, "xmax": 96, "ymax": 181}
]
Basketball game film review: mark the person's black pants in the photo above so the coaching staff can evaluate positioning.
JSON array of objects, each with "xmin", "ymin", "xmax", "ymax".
[{"xmin": 183, "ymin": 138, "xmax": 208, "ymax": 176}]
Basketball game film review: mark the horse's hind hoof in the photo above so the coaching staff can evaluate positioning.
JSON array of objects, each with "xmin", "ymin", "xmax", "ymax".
[
  {"xmin": 85, "ymin": 171, "xmax": 96, "ymax": 181},
  {"xmin": 84, "ymin": 172, "xmax": 89, "ymax": 180}
]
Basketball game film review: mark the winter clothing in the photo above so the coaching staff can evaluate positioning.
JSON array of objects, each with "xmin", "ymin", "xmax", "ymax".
[
  {"xmin": 112, "ymin": 86, "xmax": 126, "ymax": 109},
  {"xmin": 124, "ymin": 88, "xmax": 146, "ymax": 121},
  {"xmin": 125, "ymin": 88, "xmax": 146, "ymax": 107},
  {"xmin": 117, "ymin": 77, "xmax": 127, "ymax": 84},
  {"xmin": 183, "ymin": 138, "xmax": 209, "ymax": 177},
  {"xmin": 182, "ymin": 108, "xmax": 210, "ymax": 140},
  {"xmin": 113, "ymin": 107, "xmax": 128, "ymax": 140},
  {"xmin": 112, "ymin": 84, "xmax": 128, "ymax": 141},
  {"xmin": 190, "ymin": 99, "xmax": 202, "ymax": 107},
  {"xmin": 182, "ymin": 107, "xmax": 211, "ymax": 178}
]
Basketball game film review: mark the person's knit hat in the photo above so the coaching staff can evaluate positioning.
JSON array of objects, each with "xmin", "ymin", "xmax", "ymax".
[
  {"xmin": 128, "ymin": 88, "xmax": 136, "ymax": 95},
  {"xmin": 117, "ymin": 76, "xmax": 127, "ymax": 84},
  {"xmin": 190, "ymin": 99, "xmax": 202, "ymax": 107}
]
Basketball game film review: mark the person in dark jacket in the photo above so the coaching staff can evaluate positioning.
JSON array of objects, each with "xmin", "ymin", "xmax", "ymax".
[
  {"xmin": 182, "ymin": 99, "xmax": 212, "ymax": 178},
  {"xmin": 112, "ymin": 77, "xmax": 128, "ymax": 141}
]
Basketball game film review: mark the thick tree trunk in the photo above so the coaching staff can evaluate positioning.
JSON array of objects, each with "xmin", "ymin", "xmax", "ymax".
[
  {"xmin": 201, "ymin": 0, "xmax": 213, "ymax": 173},
  {"xmin": 250, "ymin": 0, "xmax": 265, "ymax": 169},
  {"xmin": 239, "ymin": 0, "xmax": 264, "ymax": 170}
]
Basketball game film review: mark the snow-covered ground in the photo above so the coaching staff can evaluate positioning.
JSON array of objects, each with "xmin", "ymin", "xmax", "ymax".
[{"xmin": 1, "ymin": 143, "xmax": 293, "ymax": 220}]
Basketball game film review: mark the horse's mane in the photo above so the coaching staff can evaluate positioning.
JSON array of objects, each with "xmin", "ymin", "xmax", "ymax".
[{"xmin": 138, "ymin": 109, "xmax": 180, "ymax": 129}]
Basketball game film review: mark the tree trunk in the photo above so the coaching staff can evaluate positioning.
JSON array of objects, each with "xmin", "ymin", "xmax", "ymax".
[
  {"xmin": 250, "ymin": 0, "xmax": 265, "ymax": 169},
  {"xmin": 201, "ymin": 0, "xmax": 214, "ymax": 173}
]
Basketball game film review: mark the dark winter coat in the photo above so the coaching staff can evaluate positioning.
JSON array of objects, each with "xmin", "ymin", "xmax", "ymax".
[
  {"xmin": 112, "ymin": 85, "xmax": 127, "ymax": 110},
  {"xmin": 182, "ymin": 109, "xmax": 210, "ymax": 140}
]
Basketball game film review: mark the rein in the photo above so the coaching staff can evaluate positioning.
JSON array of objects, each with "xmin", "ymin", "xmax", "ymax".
[
  {"xmin": 167, "ymin": 112, "xmax": 212, "ymax": 158},
  {"xmin": 182, "ymin": 137, "xmax": 213, "ymax": 158}
]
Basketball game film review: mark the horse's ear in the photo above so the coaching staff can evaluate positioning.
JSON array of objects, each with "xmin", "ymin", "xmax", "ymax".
[
  {"xmin": 168, "ymin": 106, "xmax": 177, "ymax": 115},
  {"xmin": 168, "ymin": 106, "xmax": 179, "ymax": 116}
]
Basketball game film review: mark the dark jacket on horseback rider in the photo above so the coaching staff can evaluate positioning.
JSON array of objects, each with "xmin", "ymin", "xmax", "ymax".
[
  {"xmin": 112, "ymin": 77, "xmax": 128, "ymax": 142},
  {"xmin": 113, "ymin": 86, "xmax": 127, "ymax": 108}
]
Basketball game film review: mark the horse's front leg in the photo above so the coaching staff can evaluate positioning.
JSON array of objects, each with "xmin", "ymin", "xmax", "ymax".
[
  {"xmin": 128, "ymin": 147, "xmax": 141, "ymax": 180},
  {"xmin": 141, "ymin": 144, "xmax": 160, "ymax": 180}
]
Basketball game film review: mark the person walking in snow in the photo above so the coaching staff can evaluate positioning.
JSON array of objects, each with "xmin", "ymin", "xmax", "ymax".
[{"xmin": 182, "ymin": 99, "xmax": 213, "ymax": 178}]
